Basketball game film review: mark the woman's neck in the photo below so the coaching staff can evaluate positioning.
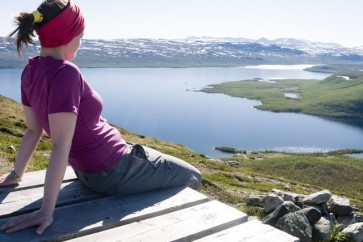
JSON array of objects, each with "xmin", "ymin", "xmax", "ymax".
[{"xmin": 40, "ymin": 47, "xmax": 65, "ymax": 60}]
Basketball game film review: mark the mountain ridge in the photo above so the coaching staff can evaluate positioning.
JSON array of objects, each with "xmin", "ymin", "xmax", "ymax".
[{"xmin": 1, "ymin": 36, "xmax": 363, "ymax": 68}]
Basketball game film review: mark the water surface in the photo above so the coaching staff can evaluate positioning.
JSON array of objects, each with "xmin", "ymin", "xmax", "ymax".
[{"xmin": 1, "ymin": 66, "xmax": 362, "ymax": 157}]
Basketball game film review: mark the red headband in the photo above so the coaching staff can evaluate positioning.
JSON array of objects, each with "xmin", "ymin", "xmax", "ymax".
[{"xmin": 36, "ymin": 0, "xmax": 85, "ymax": 48}]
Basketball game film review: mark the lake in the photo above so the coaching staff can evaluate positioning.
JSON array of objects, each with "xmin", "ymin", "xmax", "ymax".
[{"xmin": 1, "ymin": 65, "xmax": 363, "ymax": 158}]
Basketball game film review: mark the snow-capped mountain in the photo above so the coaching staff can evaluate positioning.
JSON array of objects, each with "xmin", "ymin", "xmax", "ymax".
[
  {"xmin": 1, "ymin": 37, "xmax": 362, "ymax": 68},
  {"xmin": 255, "ymin": 37, "xmax": 363, "ymax": 56},
  {"xmin": 80, "ymin": 37, "xmax": 363, "ymax": 57}
]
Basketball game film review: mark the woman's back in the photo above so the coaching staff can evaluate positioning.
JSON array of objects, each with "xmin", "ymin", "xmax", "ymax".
[{"xmin": 21, "ymin": 56, "xmax": 128, "ymax": 172}]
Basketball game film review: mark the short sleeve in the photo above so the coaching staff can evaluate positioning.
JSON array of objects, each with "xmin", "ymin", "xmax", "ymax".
[
  {"xmin": 21, "ymin": 66, "xmax": 31, "ymax": 107},
  {"xmin": 48, "ymin": 65, "xmax": 84, "ymax": 115},
  {"xmin": 21, "ymin": 84, "xmax": 31, "ymax": 107}
]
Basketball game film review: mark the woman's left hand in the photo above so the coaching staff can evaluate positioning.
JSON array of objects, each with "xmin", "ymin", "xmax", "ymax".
[{"xmin": 0, "ymin": 209, "xmax": 53, "ymax": 235}]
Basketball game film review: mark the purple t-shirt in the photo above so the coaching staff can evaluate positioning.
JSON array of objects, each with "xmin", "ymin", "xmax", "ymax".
[{"xmin": 21, "ymin": 56, "xmax": 128, "ymax": 172}]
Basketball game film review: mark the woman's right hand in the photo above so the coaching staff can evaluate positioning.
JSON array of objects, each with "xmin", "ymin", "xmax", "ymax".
[
  {"xmin": 0, "ymin": 173, "xmax": 18, "ymax": 187},
  {"xmin": 1, "ymin": 209, "xmax": 53, "ymax": 234}
]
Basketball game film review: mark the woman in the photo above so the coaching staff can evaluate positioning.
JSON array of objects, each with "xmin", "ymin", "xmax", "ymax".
[{"xmin": 0, "ymin": 0, "xmax": 201, "ymax": 235}]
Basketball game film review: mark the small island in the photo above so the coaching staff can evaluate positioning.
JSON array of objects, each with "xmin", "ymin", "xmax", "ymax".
[{"xmin": 214, "ymin": 146, "xmax": 245, "ymax": 154}]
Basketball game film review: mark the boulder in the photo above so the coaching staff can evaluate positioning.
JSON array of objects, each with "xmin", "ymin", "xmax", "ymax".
[
  {"xmin": 263, "ymin": 193, "xmax": 284, "ymax": 213},
  {"xmin": 303, "ymin": 190, "xmax": 332, "ymax": 205},
  {"xmin": 300, "ymin": 207, "xmax": 322, "ymax": 225},
  {"xmin": 295, "ymin": 194, "xmax": 306, "ymax": 208},
  {"xmin": 341, "ymin": 222, "xmax": 363, "ymax": 242},
  {"xmin": 312, "ymin": 214, "xmax": 334, "ymax": 241},
  {"xmin": 272, "ymin": 189, "xmax": 301, "ymax": 204},
  {"xmin": 246, "ymin": 194, "xmax": 264, "ymax": 207},
  {"xmin": 262, "ymin": 201, "xmax": 300, "ymax": 226},
  {"xmin": 276, "ymin": 212, "xmax": 312, "ymax": 242},
  {"xmin": 328, "ymin": 195, "xmax": 353, "ymax": 216},
  {"xmin": 310, "ymin": 203, "xmax": 329, "ymax": 215},
  {"xmin": 284, "ymin": 184, "xmax": 292, "ymax": 191},
  {"xmin": 249, "ymin": 189, "xmax": 362, "ymax": 241},
  {"xmin": 336, "ymin": 214, "xmax": 360, "ymax": 231},
  {"xmin": 227, "ymin": 161, "xmax": 239, "ymax": 167}
]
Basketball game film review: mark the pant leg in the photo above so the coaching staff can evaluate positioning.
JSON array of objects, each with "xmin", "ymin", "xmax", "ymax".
[
  {"xmin": 74, "ymin": 144, "xmax": 202, "ymax": 195},
  {"xmin": 73, "ymin": 151, "xmax": 131, "ymax": 195},
  {"xmin": 113, "ymin": 144, "xmax": 202, "ymax": 195}
]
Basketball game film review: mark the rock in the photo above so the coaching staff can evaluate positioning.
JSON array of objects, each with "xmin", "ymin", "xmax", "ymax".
[
  {"xmin": 312, "ymin": 214, "xmax": 334, "ymax": 241},
  {"xmin": 284, "ymin": 184, "xmax": 292, "ymax": 191},
  {"xmin": 262, "ymin": 201, "xmax": 300, "ymax": 226},
  {"xmin": 310, "ymin": 204, "xmax": 330, "ymax": 215},
  {"xmin": 227, "ymin": 161, "xmax": 239, "ymax": 167},
  {"xmin": 330, "ymin": 212, "xmax": 336, "ymax": 222},
  {"xmin": 341, "ymin": 222, "xmax": 363, "ymax": 242},
  {"xmin": 276, "ymin": 212, "xmax": 312, "ymax": 242},
  {"xmin": 336, "ymin": 214, "xmax": 360, "ymax": 231},
  {"xmin": 263, "ymin": 193, "xmax": 284, "ymax": 213},
  {"xmin": 246, "ymin": 194, "xmax": 264, "ymax": 207},
  {"xmin": 328, "ymin": 195, "xmax": 353, "ymax": 216},
  {"xmin": 272, "ymin": 189, "xmax": 301, "ymax": 204},
  {"xmin": 300, "ymin": 207, "xmax": 322, "ymax": 225},
  {"xmin": 303, "ymin": 190, "xmax": 332, "ymax": 205},
  {"xmin": 295, "ymin": 195, "xmax": 306, "ymax": 208}
]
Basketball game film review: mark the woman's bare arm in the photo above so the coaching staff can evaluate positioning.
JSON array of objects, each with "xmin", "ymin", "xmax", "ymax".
[
  {"xmin": 40, "ymin": 112, "xmax": 77, "ymax": 216},
  {"xmin": 1, "ymin": 112, "xmax": 77, "ymax": 234},
  {"xmin": 0, "ymin": 106, "xmax": 43, "ymax": 186}
]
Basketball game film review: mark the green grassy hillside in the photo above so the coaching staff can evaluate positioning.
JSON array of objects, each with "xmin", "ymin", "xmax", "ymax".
[
  {"xmin": 1, "ymin": 95, "xmax": 362, "ymax": 216},
  {"xmin": 234, "ymin": 153, "xmax": 363, "ymax": 200},
  {"xmin": 202, "ymin": 72, "xmax": 363, "ymax": 124},
  {"xmin": 305, "ymin": 63, "xmax": 363, "ymax": 73}
]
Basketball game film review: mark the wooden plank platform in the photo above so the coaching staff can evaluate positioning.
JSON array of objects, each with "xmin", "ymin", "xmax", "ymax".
[{"xmin": 0, "ymin": 166, "xmax": 299, "ymax": 242}]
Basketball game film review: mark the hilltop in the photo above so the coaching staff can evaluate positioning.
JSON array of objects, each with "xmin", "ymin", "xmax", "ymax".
[{"xmin": 1, "ymin": 37, "xmax": 363, "ymax": 68}]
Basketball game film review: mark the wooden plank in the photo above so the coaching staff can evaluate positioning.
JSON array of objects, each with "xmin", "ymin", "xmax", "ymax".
[
  {"xmin": 0, "ymin": 180, "xmax": 105, "ymax": 219},
  {"xmin": 0, "ymin": 187, "xmax": 209, "ymax": 242},
  {"xmin": 0, "ymin": 166, "xmax": 77, "ymax": 193},
  {"xmin": 195, "ymin": 219, "xmax": 300, "ymax": 242},
  {"xmin": 67, "ymin": 200, "xmax": 248, "ymax": 242}
]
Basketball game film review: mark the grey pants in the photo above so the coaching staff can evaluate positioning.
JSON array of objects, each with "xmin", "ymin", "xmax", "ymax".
[{"xmin": 73, "ymin": 144, "xmax": 202, "ymax": 195}]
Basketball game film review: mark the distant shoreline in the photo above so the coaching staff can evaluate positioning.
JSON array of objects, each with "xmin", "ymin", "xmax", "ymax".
[{"xmin": 244, "ymin": 64, "xmax": 317, "ymax": 70}]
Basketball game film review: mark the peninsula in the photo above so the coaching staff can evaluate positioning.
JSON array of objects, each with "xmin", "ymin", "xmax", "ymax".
[{"xmin": 202, "ymin": 71, "xmax": 363, "ymax": 125}]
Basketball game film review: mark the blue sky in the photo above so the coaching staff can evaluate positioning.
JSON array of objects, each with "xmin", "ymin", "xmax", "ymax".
[{"xmin": 2, "ymin": 0, "xmax": 363, "ymax": 47}]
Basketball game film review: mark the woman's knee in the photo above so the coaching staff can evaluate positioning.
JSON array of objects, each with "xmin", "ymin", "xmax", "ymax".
[
  {"xmin": 188, "ymin": 168, "xmax": 202, "ymax": 191},
  {"xmin": 163, "ymin": 154, "xmax": 202, "ymax": 190}
]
